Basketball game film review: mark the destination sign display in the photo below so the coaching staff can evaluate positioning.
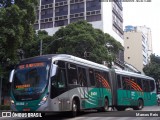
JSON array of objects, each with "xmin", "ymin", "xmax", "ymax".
[{"xmin": 18, "ymin": 62, "xmax": 45, "ymax": 69}]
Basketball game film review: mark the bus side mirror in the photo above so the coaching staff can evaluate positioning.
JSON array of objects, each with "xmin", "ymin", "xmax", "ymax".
[
  {"xmin": 9, "ymin": 69, "xmax": 15, "ymax": 83},
  {"xmin": 51, "ymin": 64, "xmax": 58, "ymax": 77}
]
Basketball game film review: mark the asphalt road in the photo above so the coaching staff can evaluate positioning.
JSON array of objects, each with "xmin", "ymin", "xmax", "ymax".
[{"xmin": 1, "ymin": 106, "xmax": 160, "ymax": 120}]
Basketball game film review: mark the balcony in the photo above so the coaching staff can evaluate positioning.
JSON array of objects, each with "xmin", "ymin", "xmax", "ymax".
[
  {"xmin": 112, "ymin": 7, "xmax": 123, "ymax": 22},
  {"xmin": 113, "ymin": 21, "xmax": 124, "ymax": 35},
  {"xmin": 113, "ymin": 0, "xmax": 123, "ymax": 11}
]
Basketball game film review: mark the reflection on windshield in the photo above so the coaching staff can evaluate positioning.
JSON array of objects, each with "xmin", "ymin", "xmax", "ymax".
[{"xmin": 13, "ymin": 62, "xmax": 49, "ymax": 96}]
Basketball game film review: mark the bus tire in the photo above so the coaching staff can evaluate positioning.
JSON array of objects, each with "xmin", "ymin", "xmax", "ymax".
[
  {"xmin": 71, "ymin": 99, "xmax": 79, "ymax": 117},
  {"xmin": 133, "ymin": 99, "xmax": 143, "ymax": 110}
]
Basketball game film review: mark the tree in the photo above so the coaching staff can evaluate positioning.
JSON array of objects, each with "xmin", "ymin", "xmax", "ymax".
[
  {"xmin": 0, "ymin": 0, "xmax": 38, "ymax": 103},
  {"xmin": 45, "ymin": 20, "xmax": 123, "ymax": 64},
  {"xmin": 0, "ymin": 0, "xmax": 37, "ymax": 63},
  {"xmin": 23, "ymin": 30, "xmax": 53, "ymax": 58},
  {"xmin": 0, "ymin": 4, "xmax": 25, "ymax": 64},
  {"xmin": 143, "ymin": 54, "xmax": 160, "ymax": 81}
]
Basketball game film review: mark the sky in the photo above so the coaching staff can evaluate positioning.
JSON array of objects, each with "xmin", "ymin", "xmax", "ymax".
[{"xmin": 123, "ymin": 0, "xmax": 160, "ymax": 56}]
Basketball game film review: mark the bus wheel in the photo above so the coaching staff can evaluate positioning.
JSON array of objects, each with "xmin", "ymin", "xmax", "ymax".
[
  {"xmin": 71, "ymin": 99, "xmax": 78, "ymax": 117},
  {"xmin": 102, "ymin": 98, "xmax": 109, "ymax": 112},
  {"xmin": 133, "ymin": 99, "xmax": 143, "ymax": 110}
]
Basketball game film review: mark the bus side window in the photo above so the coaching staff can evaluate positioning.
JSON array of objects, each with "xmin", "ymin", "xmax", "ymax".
[
  {"xmin": 122, "ymin": 76, "xmax": 130, "ymax": 90},
  {"xmin": 137, "ymin": 78, "xmax": 142, "ymax": 91},
  {"xmin": 57, "ymin": 69, "xmax": 66, "ymax": 88},
  {"xmin": 150, "ymin": 80, "xmax": 155, "ymax": 92},
  {"xmin": 117, "ymin": 75, "xmax": 122, "ymax": 89},
  {"xmin": 56, "ymin": 60, "xmax": 66, "ymax": 69},
  {"xmin": 78, "ymin": 67, "xmax": 87, "ymax": 87},
  {"xmin": 67, "ymin": 63, "xmax": 78, "ymax": 85},
  {"xmin": 143, "ymin": 79, "xmax": 150, "ymax": 92},
  {"xmin": 102, "ymin": 71, "xmax": 110, "ymax": 88},
  {"xmin": 130, "ymin": 77, "xmax": 137, "ymax": 91},
  {"xmin": 89, "ymin": 68, "xmax": 95, "ymax": 86},
  {"xmin": 95, "ymin": 71, "xmax": 101, "ymax": 88}
]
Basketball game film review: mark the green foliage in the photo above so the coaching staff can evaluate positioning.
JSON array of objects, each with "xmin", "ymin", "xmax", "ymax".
[
  {"xmin": 23, "ymin": 30, "xmax": 53, "ymax": 58},
  {"xmin": 44, "ymin": 20, "xmax": 123, "ymax": 64},
  {"xmin": 0, "ymin": 0, "xmax": 38, "ymax": 102},
  {"xmin": 0, "ymin": 0, "xmax": 13, "ymax": 7},
  {"xmin": 143, "ymin": 54, "xmax": 160, "ymax": 81},
  {"xmin": 0, "ymin": 5, "xmax": 25, "ymax": 63}
]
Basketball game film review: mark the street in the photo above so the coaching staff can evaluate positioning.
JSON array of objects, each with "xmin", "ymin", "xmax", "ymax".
[{"xmin": 1, "ymin": 106, "xmax": 160, "ymax": 120}]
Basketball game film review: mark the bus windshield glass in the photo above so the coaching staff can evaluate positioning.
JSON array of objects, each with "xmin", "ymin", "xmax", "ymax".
[{"xmin": 12, "ymin": 62, "xmax": 50, "ymax": 99}]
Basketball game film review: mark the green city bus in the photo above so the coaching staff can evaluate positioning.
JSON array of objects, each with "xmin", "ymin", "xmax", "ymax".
[
  {"xmin": 111, "ymin": 69, "xmax": 157, "ymax": 111},
  {"xmin": 9, "ymin": 54, "xmax": 157, "ymax": 116}
]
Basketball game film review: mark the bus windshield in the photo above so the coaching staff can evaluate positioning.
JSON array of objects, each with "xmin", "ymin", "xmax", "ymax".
[{"xmin": 12, "ymin": 62, "xmax": 50, "ymax": 100}]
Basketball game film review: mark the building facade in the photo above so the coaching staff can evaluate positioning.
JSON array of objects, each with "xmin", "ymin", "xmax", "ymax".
[
  {"xmin": 34, "ymin": 0, "xmax": 124, "ymax": 68},
  {"xmin": 124, "ymin": 25, "xmax": 153, "ymax": 74}
]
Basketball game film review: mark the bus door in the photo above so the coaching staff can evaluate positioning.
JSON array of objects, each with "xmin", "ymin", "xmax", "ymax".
[{"xmin": 78, "ymin": 67, "xmax": 89, "ymax": 109}]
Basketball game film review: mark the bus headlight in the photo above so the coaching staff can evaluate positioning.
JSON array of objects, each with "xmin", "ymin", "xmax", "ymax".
[{"xmin": 39, "ymin": 95, "xmax": 48, "ymax": 106}]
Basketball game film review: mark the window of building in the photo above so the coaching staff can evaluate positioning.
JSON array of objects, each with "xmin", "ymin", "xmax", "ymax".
[
  {"xmin": 41, "ymin": 0, "xmax": 53, "ymax": 5},
  {"xmin": 54, "ymin": 20, "xmax": 68, "ymax": 27},
  {"xmin": 70, "ymin": 17, "xmax": 84, "ymax": 23},
  {"xmin": 86, "ymin": 15, "xmax": 101, "ymax": 22},
  {"xmin": 127, "ymin": 46, "xmax": 129, "ymax": 49},
  {"xmin": 40, "ymin": 22, "xmax": 53, "ymax": 29},
  {"xmin": 86, "ymin": 0, "xmax": 101, "ymax": 11},
  {"xmin": 55, "ymin": 6, "xmax": 68, "ymax": 16},
  {"xmin": 70, "ymin": 3, "xmax": 84, "ymax": 14},
  {"xmin": 128, "ymin": 57, "xmax": 130, "ymax": 59}
]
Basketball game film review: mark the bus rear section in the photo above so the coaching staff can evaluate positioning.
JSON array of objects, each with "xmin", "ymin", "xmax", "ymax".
[{"xmin": 111, "ymin": 69, "xmax": 157, "ymax": 111}]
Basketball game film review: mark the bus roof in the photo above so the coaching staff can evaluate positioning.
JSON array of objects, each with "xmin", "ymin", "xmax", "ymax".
[
  {"xmin": 51, "ymin": 54, "xmax": 110, "ymax": 71},
  {"xmin": 115, "ymin": 69, "xmax": 154, "ymax": 80},
  {"xmin": 19, "ymin": 54, "xmax": 57, "ymax": 64},
  {"xmin": 19, "ymin": 54, "xmax": 109, "ymax": 71}
]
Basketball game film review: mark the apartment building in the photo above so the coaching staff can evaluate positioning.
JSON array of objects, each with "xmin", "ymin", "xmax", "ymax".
[{"xmin": 124, "ymin": 25, "xmax": 153, "ymax": 73}]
